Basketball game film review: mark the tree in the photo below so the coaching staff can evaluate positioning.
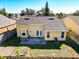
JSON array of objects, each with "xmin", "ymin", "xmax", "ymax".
[
  {"xmin": 0, "ymin": 8, "xmax": 8, "ymax": 16},
  {"xmin": 49, "ymin": 11, "xmax": 54, "ymax": 16},
  {"xmin": 36, "ymin": 8, "xmax": 45, "ymax": 16},
  {"xmin": 44, "ymin": 1, "xmax": 50, "ymax": 16},
  {"xmin": 2, "ymin": 8, "xmax": 6, "ymax": 15},
  {"xmin": 30, "ymin": 9, "xmax": 35, "ymax": 15},
  {"xmin": 73, "ymin": 10, "xmax": 79, "ymax": 16},
  {"xmin": 56, "ymin": 12, "xmax": 64, "ymax": 19},
  {"xmin": 20, "ymin": 10, "xmax": 25, "ymax": 16},
  {"xmin": 26, "ymin": 8, "xmax": 35, "ymax": 15},
  {"xmin": 26, "ymin": 8, "xmax": 29, "ymax": 15},
  {"xmin": 8, "ymin": 13, "xmax": 13, "ymax": 18},
  {"xmin": 36, "ymin": 11, "xmax": 41, "ymax": 16},
  {"xmin": 36, "ymin": 1, "xmax": 50, "ymax": 16}
]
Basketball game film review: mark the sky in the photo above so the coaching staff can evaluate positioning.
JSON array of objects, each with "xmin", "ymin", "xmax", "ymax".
[{"xmin": 0, "ymin": 0, "xmax": 79, "ymax": 14}]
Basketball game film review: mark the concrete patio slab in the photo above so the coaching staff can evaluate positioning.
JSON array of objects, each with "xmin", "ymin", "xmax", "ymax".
[{"xmin": 20, "ymin": 38, "xmax": 47, "ymax": 45}]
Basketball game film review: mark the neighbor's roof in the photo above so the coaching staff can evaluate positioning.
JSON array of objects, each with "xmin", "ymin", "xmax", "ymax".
[
  {"xmin": 16, "ymin": 16, "xmax": 67, "ymax": 31},
  {"xmin": 68, "ymin": 16, "xmax": 79, "ymax": 26},
  {"xmin": 0, "ymin": 14, "xmax": 16, "ymax": 28}
]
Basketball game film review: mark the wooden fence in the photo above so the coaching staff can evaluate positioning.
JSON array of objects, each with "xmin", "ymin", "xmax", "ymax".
[
  {"xmin": 68, "ymin": 31, "xmax": 79, "ymax": 44},
  {"xmin": 5, "ymin": 56, "xmax": 79, "ymax": 59}
]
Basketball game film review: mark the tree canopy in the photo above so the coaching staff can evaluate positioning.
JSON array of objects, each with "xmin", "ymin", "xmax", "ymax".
[
  {"xmin": 43, "ymin": 1, "xmax": 50, "ymax": 16},
  {"xmin": 0, "ymin": 8, "xmax": 8, "ymax": 16},
  {"xmin": 73, "ymin": 10, "xmax": 79, "ymax": 16}
]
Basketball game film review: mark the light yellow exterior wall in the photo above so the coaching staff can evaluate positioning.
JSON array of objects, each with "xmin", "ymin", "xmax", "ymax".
[
  {"xmin": 52, "ymin": 32, "xmax": 61, "ymax": 37},
  {"xmin": 16, "ymin": 24, "xmax": 28, "ymax": 38},
  {"xmin": 16, "ymin": 24, "xmax": 66, "ymax": 41},
  {"xmin": 63, "ymin": 17, "xmax": 79, "ymax": 34},
  {"xmin": 16, "ymin": 24, "xmax": 44, "ymax": 38},
  {"xmin": 28, "ymin": 24, "xmax": 44, "ymax": 37},
  {"xmin": 44, "ymin": 31, "xmax": 66, "ymax": 41}
]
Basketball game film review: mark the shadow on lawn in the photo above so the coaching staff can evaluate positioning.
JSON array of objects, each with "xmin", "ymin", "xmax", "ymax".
[
  {"xmin": 64, "ymin": 37, "xmax": 79, "ymax": 54},
  {"xmin": 25, "ymin": 39, "xmax": 79, "ymax": 54},
  {"xmin": 1, "ymin": 35, "xmax": 63, "ymax": 49},
  {"xmin": 1, "ymin": 34, "xmax": 63, "ymax": 49},
  {"xmin": 23, "ymin": 41, "xmax": 63, "ymax": 49}
]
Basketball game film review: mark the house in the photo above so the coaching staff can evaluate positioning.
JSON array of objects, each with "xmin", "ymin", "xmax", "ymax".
[
  {"xmin": 16, "ymin": 16, "xmax": 67, "ymax": 41},
  {"xmin": 12, "ymin": 14, "xmax": 21, "ymax": 20},
  {"xmin": 0, "ymin": 14, "xmax": 16, "ymax": 43},
  {"xmin": 63, "ymin": 16, "xmax": 79, "ymax": 35}
]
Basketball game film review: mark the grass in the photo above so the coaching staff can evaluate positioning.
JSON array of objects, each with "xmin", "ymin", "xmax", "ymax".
[
  {"xmin": 2, "ymin": 35, "xmax": 63, "ymax": 49},
  {"xmin": 0, "ymin": 56, "xmax": 7, "ymax": 59},
  {"xmin": 1, "ymin": 33, "xmax": 79, "ymax": 54},
  {"xmin": 1, "ymin": 34, "xmax": 21, "ymax": 46},
  {"xmin": 1, "ymin": 34, "xmax": 63, "ymax": 49},
  {"xmin": 26, "ymin": 41, "xmax": 63, "ymax": 49},
  {"xmin": 64, "ymin": 36, "xmax": 79, "ymax": 54}
]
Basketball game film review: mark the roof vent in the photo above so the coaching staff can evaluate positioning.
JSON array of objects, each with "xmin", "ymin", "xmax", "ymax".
[
  {"xmin": 24, "ymin": 18, "xmax": 29, "ymax": 20},
  {"xmin": 49, "ymin": 18, "xmax": 54, "ymax": 20}
]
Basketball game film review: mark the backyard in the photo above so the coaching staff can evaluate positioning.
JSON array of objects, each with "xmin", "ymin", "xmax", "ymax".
[{"xmin": 1, "ymin": 33, "xmax": 79, "ymax": 54}]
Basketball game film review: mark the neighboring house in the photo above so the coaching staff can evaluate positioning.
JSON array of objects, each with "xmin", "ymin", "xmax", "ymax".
[
  {"xmin": 16, "ymin": 16, "xmax": 67, "ymax": 41},
  {"xmin": 0, "ymin": 14, "xmax": 16, "ymax": 43},
  {"xmin": 63, "ymin": 16, "xmax": 79, "ymax": 35},
  {"xmin": 12, "ymin": 14, "xmax": 21, "ymax": 20}
]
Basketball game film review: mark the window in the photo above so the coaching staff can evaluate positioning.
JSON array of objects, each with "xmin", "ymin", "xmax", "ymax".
[
  {"xmin": 49, "ymin": 18, "xmax": 54, "ymax": 20},
  {"xmin": 24, "ymin": 18, "xmax": 29, "ymax": 20},
  {"xmin": 22, "ymin": 33, "xmax": 25, "ymax": 36},
  {"xmin": 47, "ymin": 32, "xmax": 50, "ymax": 38},
  {"xmin": 27, "ymin": 30, "xmax": 29, "ymax": 35},
  {"xmin": 36, "ymin": 30, "xmax": 42, "ymax": 37},
  {"xmin": 61, "ymin": 32, "xmax": 64, "ymax": 38},
  {"xmin": 40, "ymin": 31, "xmax": 42, "ymax": 36},
  {"xmin": 37, "ymin": 30, "xmax": 39, "ymax": 36}
]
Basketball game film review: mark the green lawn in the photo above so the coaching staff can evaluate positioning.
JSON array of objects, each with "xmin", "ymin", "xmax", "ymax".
[
  {"xmin": 1, "ymin": 34, "xmax": 79, "ymax": 54},
  {"xmin": 1, "ymin": 34, "xmax": 63, "ymax": 49},
  {"xmin": 64, "ymin": 36, "xmax": 79, "ymax": 54},
  {"xmin": 26, "ymin": 41, "xmax": 63, "ymax": 49},
  {"xmin": 1, "ymin": 34, "xmax": 21, "ymax": 46}
]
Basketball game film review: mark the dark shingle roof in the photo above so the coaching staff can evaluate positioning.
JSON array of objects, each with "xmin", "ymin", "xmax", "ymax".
[
  {"xmin": 16, "ymin": 16, "xmax": 67, "ymax": 31},
  {"xmin": 69, "ymin": 16, "xmax": 79, "ymax": 26}
]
